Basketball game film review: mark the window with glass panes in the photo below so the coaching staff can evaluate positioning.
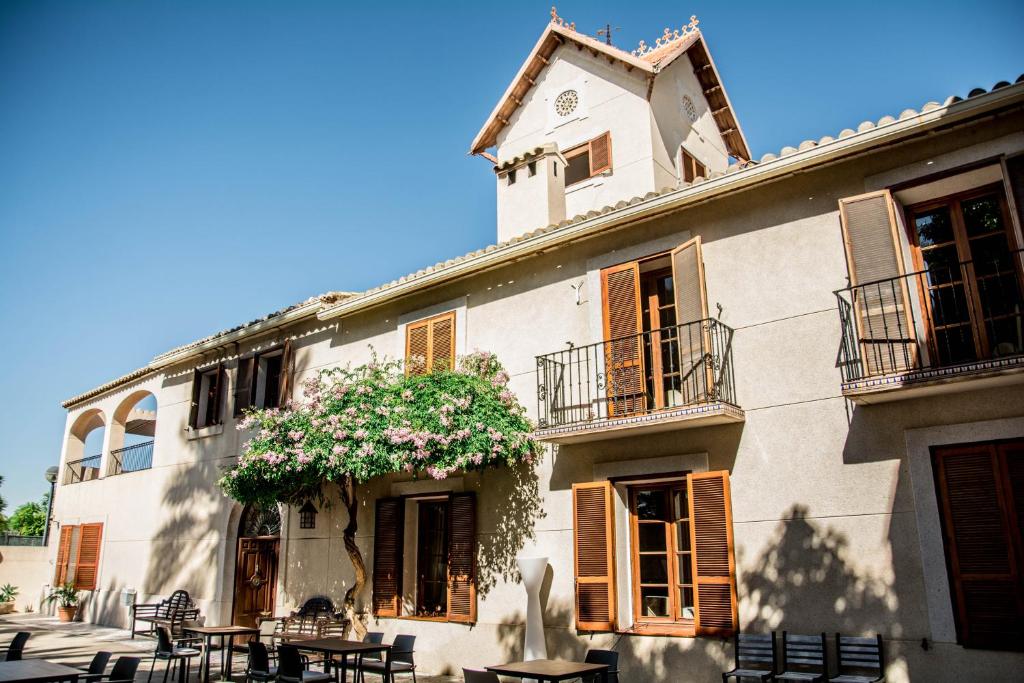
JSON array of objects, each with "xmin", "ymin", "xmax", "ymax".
[{"xmin": 629, "ymin": 482, "xmax": 694, "ymax": 624}]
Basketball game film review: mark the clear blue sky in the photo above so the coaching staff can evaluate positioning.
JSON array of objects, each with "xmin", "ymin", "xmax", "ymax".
[{"xmin": 1, "ymin": 0, "xmax": 1021, "ymax": 511}]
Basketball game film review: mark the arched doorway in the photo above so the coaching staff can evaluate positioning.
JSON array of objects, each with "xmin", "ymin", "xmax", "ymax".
[{"xmin": 232, "ymin": 503, "xmax": 281, "ymax": 629}]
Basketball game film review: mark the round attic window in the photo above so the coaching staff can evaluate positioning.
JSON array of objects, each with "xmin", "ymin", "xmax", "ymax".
[
  {"xmin": 554, "ymin": 89, "xmax": 579, "ymax": 117},
  {"xmin": 682, "ymin": 95, "xmax": 698, "ymax": 123}
]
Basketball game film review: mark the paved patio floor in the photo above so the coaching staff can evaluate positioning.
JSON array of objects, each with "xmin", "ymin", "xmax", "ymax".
[{"xmin": 0, "ymin": 614, "xmax": 460, "ymax": 683}]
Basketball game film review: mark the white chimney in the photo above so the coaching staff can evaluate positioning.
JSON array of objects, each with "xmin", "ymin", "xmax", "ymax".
[{"xmin": 495, "ymin": 143, "xmax": 566, "ymax": 243}]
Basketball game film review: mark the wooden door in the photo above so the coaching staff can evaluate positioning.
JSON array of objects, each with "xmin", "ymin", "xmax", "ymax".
[{"xmin": 233, "ymin": 537, "xmax": 280, "ymax": 629}]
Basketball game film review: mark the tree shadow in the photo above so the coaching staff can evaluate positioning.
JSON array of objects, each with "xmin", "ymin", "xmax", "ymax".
[{"xmin": 475, "ymin": 461, "xmax": 546, "ymax": 597}]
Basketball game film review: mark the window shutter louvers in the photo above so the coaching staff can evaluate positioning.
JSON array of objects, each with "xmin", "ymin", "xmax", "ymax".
[
  {"xmin": 430, "ymin": 313, "xmax": 456, "ymax": 372},
  {"xmin": 210, "ymin": 363, "xmax": 225, "ymax": 425},
  {"xmin": 372, "ymin": 498, "xmax": 404, "ymax": 617},
  {"xmin": 233, "ymin": 357, "xmax": 256, "ymax": 418},
  {"xmin": 590, "ymin": 132, "xmax": 612, "ymax": 175},
  {"xmin": 838, "ymin": 191, "xmax": 915, "ymax": 376},
  {"xmin": 446, "ymin": 492, "xmax": 477, "ymax": 623},
  {"xmin": 572, "ymin": 481, "xmax": 616, "ymax": 631},
  {"xmin": 188, "ymin": 370, "xmax": 202, "ymax": 428},
  {"xmin": 671, "ymin": 236, "xmax": 712, "ymax": 403},
  {"xmin": 405, "ymin": 321, "xmax": 430, "ymax": 376},
  {"xmin": 54, "ymin": 526, "xmax": 73, "ymax": 586},
  {"xmin": 601, "ymin": 262, "xmax": 646, "ymax": 416},
  {"xmin": 689, "ymin": 470, "xmax": 738, "ymax": 636},
  {"xmin": 278, "ymin": 339, "xmax": 294, "ymax": 407},
  {"xmin": 74, "ymin": 523, "xmax": 103, "ymax": 590}
]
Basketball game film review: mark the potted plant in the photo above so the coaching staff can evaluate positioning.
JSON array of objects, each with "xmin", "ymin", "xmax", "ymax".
[
  {"xmin": 45, "ymin": 583, "xmax": 80, "ymax": 622},
  {"xmin": 0, "ymin": 584, "xmax": 17, "ymax": 615}
]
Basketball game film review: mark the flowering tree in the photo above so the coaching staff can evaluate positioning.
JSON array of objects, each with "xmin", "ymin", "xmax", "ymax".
[{"xmin": 219, "ymin": 351, "xmax": 539, "ymax": 630}]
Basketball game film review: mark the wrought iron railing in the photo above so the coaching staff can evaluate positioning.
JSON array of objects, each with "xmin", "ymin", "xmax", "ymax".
[
  {"xmin": 835, "ymin": 249, "xmax": 1024, "ymax": 383},
  {"xmin": 109, "ymin": 440, "xmax": 154, "ymax": 475},
  {"xmin": 535, "ymin": 318, "xmax": 737, "ymax": 429},
  {"xmin": 0, "ymin": 533, "xmax": 44, "ymax": 546},
  {"xmin": 64, "ymin": 454, "xmax": 102, "ymax": 484}
]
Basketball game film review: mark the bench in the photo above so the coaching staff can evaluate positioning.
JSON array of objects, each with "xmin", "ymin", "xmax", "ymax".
[{"xmin": 129, "ymin": 590, "xmax": 200, "ymax": 639}]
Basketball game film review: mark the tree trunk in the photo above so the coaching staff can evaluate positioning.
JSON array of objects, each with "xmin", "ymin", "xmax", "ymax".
[{"xmin": 338, "ymin": 475, "xmax": 368, "ymax": 638}]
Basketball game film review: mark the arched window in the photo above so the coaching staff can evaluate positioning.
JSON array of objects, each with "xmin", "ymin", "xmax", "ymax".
[{"xmin": 240, "ymin": 503, "xmax": 282, "ymax": 538}]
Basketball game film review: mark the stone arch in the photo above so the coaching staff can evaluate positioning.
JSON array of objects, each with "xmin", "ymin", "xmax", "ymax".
[
  {"xmin": 107, "ymin": 390, "xmax": 158, "ymax": 475},
  {"xmin": 64, "ymin": 408, "xmax": 106, "ymax": 484}
]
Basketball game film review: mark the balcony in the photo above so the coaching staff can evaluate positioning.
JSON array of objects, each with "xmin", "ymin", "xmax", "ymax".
[
  {"xmin": 534, "ymin": 318, "xmax": 743, "ymax": 444},
  {"xmin": 836, "ymin": 249, "xmax": 1024, "ymax": 404},
  {"xmin": 110, "ymin": 440, "xmax": 154, "ymax": 475},
  {"xmin": 65, "ymin": 454, "xmax": 101, "ymax": 484}
]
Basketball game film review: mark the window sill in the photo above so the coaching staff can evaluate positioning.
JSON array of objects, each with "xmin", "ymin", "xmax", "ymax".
[
  {"xmin": 186, "ymin": 423, "xmax": 224, "ymax": 440},
  {"xmin": 565, "ymin": 172, "xmax": 609, "ymax": 195},
  {"xmin": 618, "ymin": 622, "xmax": 695, "ymax": 638},
  {"xmin": 397, "ymin": 615, "xmax": 449, "ymax": 623}
]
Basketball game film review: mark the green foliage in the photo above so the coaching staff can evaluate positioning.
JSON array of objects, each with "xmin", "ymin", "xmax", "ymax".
[
  {"xmin": 45, "ymin": 583, "xmax": 79, "ymax": 607},
  {"xmin": 220, "ymin": 351, "xmax": 539, "ymax": 506},
  {"xmin": 0, "ymin": 584, "xmax": 17, "ymax": 602},
  {"xmin": 7, "ymin": 501, "xmax": 46, "ymax": 537},
  {"xmin": 0, "ymin": 475, "xmax": 7, "ymax": 533}
]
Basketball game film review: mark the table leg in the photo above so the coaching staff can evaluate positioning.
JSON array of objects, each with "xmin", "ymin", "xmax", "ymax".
[
  {"xmin": 224, "ymin": 636, "xmax": 234, "ymax": 682},
  {"xmin": 202, "ymin": 636, "xmax": 212, "ymax": 683}
]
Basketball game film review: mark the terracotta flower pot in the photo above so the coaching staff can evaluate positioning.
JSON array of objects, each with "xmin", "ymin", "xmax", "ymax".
[
  {"xmin": 57, "ymin": 605, "xmax": 77, "ymax": 622},
  {"xmin": 0, "ymin": 602, "xmax": 14, "ymax": 615}
]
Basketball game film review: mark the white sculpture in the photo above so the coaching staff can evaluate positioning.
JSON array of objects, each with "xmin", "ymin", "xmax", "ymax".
[{"xmin": 517, "ymin": 555, "xmax": 549, "ymax": 661}]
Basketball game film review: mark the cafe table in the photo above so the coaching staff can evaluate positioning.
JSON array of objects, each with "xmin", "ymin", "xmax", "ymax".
[
  {"xmin": 183, "ymin": 624, "xmax": 261, "ymax": 683},
  {"xmin": 486, "ymin": 659, "xmax": 610, "ymax": 683},
  {"xmin": 0, "ymin": 661, "xmax": 81, "ymax": 683},
  {"xmin": 289, "ymin": 637, "xmax": 392, "ymax": 683}
]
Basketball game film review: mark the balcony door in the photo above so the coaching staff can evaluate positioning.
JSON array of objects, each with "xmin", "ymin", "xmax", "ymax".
[{"xmin": 907, "ymin": 186, "xmax": 1023, "ymax": 367}]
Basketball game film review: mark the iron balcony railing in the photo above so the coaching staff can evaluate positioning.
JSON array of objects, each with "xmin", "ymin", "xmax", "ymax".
[
  {"xmin": 835, "ymin": 249, "xmax": 1024, "ymax": 383},
  {"xmin": 110, "ymin": 440, "xmax": 154, "ymax": 475},
  {"xmin": 535, "ymin": 317, "xmax": 737, "ymax": 429},
  {"xmin": 65, "ymin": 454, "xmax": 102, "ymax": 484},
  {"xmin": 0, "ymin": 533, "xmax": 44, "ymax": 547}
]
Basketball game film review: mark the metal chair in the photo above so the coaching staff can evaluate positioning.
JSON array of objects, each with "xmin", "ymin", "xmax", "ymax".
[
  {"xmin": 245, "ymin": 641, "xmax": 278, "ymax": 683},
  {"xmin": 583, "ymin": 649, "xmax": 619, "ymax": 683},
  {"xmin": 147, "ymin": 626, "xmax": 201, "ymax": 683},
  {"xmin": 277, "ymin": 644, "xmax": 332, "ymax": 683},
  {"xmin": 723, "ymin": 633, "xmax": 777, "ymax": 682},
  {"xmin": 777, "ymin": 632, "xmax": 828, "ymax": 683},
  {"xmin": 105, "ymin": 657, "xmax": 142, "ymax": 683},
  {"xmin": 0, "ymin": 631, "xmax": 30, "ymax": 661},
  {"xmin": 257, "ymin": 619, "xmax": 280, "ymax": 664},
  {"xmin": 79, "ymin": 651, "xmax": 113, "ymax": 680},
  {"xmin": 359, "ymin": 634, "xmax": 416, "ymax": 683},
  {"xmin": 828, "ymin": 634, "xmax": 884, "ymax": 683},
  {"xmin": 462, "ymin": 670, "xmax": 499, "ymax": 683}
]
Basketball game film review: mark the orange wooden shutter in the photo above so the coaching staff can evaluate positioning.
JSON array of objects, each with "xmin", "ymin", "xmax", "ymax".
[
  {"xmin": 689, "ymin": 471, "xmax": 738, "ymax": 636},
  {"xmin": 372, "ymin": 498, "xmax": 404, "ymax": 617},
  {"xmin": 209, "ymin": 363, "xmax": 226, "ymax": 425},
  {"xmin": 74, "ymin": 523, "xmax": 103, "ymax": 590},
  {"xmin": 278, "ymin": 339, "xmax": 294, "ymax": 406},
  {"xmin": 934, "ymin": 443, "xmax": 1023, "ymax": 649},
  {"xmin": 429, "ymin": 312, "xmax": 456, "ymax": 372},
  {"xmin": 671, "ymin": 236, "xmax": 712, "ymax": 403},
  {"xmin": 838, "ymin": 191, "xmax": 915, "ymax": 376},
  {"xmin": 188, "ymin": 370, "xmax": 202, "ymax": 428},
  {"xmin": 405, "ymin": 320, "xmax": 430, "ymax": 376},
  {"xmin": 233, "ymin": 357, "xmax": 255, "ymax": 417},
  {"xmin": 446, "ymin": 492, "xmax": 477, "ymax": 623},
  {"xmin": 601, "ymin": 262, "xmax": 645, "ymax": 416},
  {"xmin": 590, "ymin": 132, "xmax": 612, "ymax": 175},
  {"xmin": 572, "ymin": 481, "xmax": 616, "ymax": 631},
  {"xmin": 54, "ymin": 526, "xmax": 73, "ymax": 586}
]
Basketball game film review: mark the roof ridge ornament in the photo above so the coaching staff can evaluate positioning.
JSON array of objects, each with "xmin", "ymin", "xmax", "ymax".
[
  {"xmin": 550, "ymin": 6, "xmax": 575, "ymax": 32},
  {"xmin": 632, "ymin": 15, "xmax": 699, "ymax": 57}
]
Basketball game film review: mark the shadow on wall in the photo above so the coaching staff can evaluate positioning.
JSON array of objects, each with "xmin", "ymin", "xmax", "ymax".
[{"xmin": 476, "ymin": 461, "xmax": 546, "ymax": 597}]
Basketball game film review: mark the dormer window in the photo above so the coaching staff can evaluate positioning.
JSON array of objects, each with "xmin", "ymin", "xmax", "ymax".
[
  {"xmin": 679, "ymin": 147, "xmax": 707, "ymax": 183},
  {"xmin": 565, "ymin": 132, "xmax": 612, "ymax": 187}
]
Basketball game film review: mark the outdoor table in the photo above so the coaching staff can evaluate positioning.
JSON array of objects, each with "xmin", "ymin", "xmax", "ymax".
[
  {"xmin": 183, "ymin": 624, "xmax": 260, "ymax": 683},
  {"xmin": 0, "ymin": 661, "xmax": 81, "ymax": 683},
  {"xmin": 289, "ymin": 637, "xmax": 392, "ymax": 683},
  {"xmin": 486, "ymin": 659, "xmax": 609, "ymax": 683}
]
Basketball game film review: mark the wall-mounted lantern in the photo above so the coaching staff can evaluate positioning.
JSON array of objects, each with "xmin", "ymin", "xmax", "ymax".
[{"xmin": 299, "ymin": 501, "xmax": 318, "ymax": 529}]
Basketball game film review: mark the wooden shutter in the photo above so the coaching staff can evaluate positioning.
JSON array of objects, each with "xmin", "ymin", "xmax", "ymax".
[
  {"xmin": 934, "ymin": 443, "xmax": 1023, "ymax": 649},
  {"xmin": 671, "ymin": 237, "xmax": 712, "ymax": 403},
  {"xmin": 211, "ymin": 363, "xmax": 226, "ymax": 425},
  {"xmin": 372, "ymin": 498, "xmax": 404, "ymax": 617},
  {"xmin": 572, "ymin": 481, "xmax": 616, "ymax": 631},
  {"xmin": 188, "ymin": 370, "xmax": 202, "ymax": 428},
  {"xmin": 601, "ymin": 262, "xmax": 645, "ymax": 416},
  {"xmin": 689, "ymin": 470, "xmax": 738, "ymax": 636},
  {"xmin": 405, "ymin": 320, "xmax": 430, "ymax": 376},
  {"xmin": 590, "ymin": 132, "xmax": 612, "ymax": 175},
  {"xmin": 54, "ymin": 526, "xmax": 73, "ymax": 586},
  {"xmin": 838, "ymin": 191, "xmax": 915, "ymax": 376},
  {"xmin": 233, "ymin": 357, "xmax": 256, "ymax": 417},
  {"xmin": 74, "ymin": 523, "xmax": 103, "ymax": 591},
  {"xmin": 446, "ymin": 492, "xmax": 477, "ymax": 623},
  {"xmin": 278, "ymin": 339, "xmax": 294, "ymax": 406},
  {"xmin": 430, "ymin": 313, "xmax": 456, "ymax": 372}
]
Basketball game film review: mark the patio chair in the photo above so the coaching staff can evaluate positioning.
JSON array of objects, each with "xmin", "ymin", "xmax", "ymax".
[
  {"xmin": 828, "ymin": 634, "xmax": 884, "ymax": 683},
  {"xmin": 777, "ymin": 632, "xmax": 828, "ymax": 683},
  {"xmin": 257, "ymin": 618, "xmax": 280, "ymax": 664},
  {"xmin": 245, "ymin": 641, "xmax": 278, "ymax": 683},
  {"xmin": 277, "ymin": 644, "xmax": 332, "ymax": 683},
  {"xmin": 583, "ymin": 649, "xmax": 619, "ymax": 683},
  {"xmin": 79, "ymin": 651, "xmax": 113, "ymax": 680},
  {"xmin": 462, "ymin": 670, "xmax": 499, "ymax": 683},
  {"xmin": 103, "ymin": 657, "xmax": 142, "ymax": 683},
  {"xmin": 722, "ymin": 632, "xmax": 777, "ymax": 682},
  {"xmin": 147, "ymin": 626, "xmax": 202, "ymax": 683},
  {"xmin": 359, "ymin": 634, "xmax": 416, "ymax": 683},
  {"xmin": 131, "ymin": 590, "xmax": 199, "ymax": 639},
  {"xmin": 0, "ymin": 631, "xmax": 29, "ymax": 661}
]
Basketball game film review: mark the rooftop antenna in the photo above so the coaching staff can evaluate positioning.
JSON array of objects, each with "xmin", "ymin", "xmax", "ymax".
[{"xmin": 597, "ymin": 23, "xmax": 620, "ymax": 45}]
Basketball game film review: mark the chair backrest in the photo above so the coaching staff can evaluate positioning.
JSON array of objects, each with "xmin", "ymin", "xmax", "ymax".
[
  {"xmin": 584, "ymin": 649, "xmax": 619, "ymax": 683},
  {"xmin": 258, "ymin": 619, "xmax": 278, "ymax": 638},
  {"xmin": 5, "ymin": 632, "xmax": 30, "ymax": 661},
  {"xmin": 109, "ymin": 656, "xmax": 141, "ymax": 683},
  {"xmin": 247, "ymin": 641, "xmax": 271, "ymax": 674},
  {"xmin": 277, "ymin": 645, "xmax": 304, "ymax": 680},
  {"xmin": 463, "ymin": 669, "xmax": 500, "ymax": 683},
  {"xmin": 782, "ymin": 632, "xmax": 827, "ymax": 673},
  {"xmin": 362, "ymin": 632, "xmax": 384, "ymax": 644},
  {"xmin": 155, "ymin": 626, "xmax": 174, "ymax": 655},
  {"xmin": 390, "ymin": 634, "xmax": 416, "ymax": 665},
  {"xmin": 317, "ymin": 619, "xmax": 351, "ymax": 639},
  {"xmin": 836, "ymin": 634, "xmax": 884, "ymax": 676},
  {"xmin": 735, "ymin": 633, "xmax": 777, "ymax": 672},
  {"xmin": 88, "ymin": 651, "xmax": 112, "ymax": 676}
]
